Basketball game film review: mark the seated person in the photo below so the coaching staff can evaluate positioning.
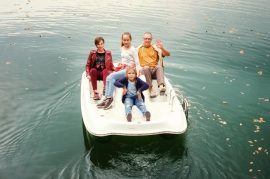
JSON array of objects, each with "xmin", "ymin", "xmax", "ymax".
[
  {"xmin": 114, "ymin": 67, "xmax": 151, "ymax": 122},
  {"xmin": 85, "ymin": 36, "xmax": 114, "ymax": 100},
  {"xmin": 137, "ymin": 32, "xmax": 170, "ymax": 98},
  {"xmin": 97, "ymin": 32, "xmax": 140, "ymax": 109}
]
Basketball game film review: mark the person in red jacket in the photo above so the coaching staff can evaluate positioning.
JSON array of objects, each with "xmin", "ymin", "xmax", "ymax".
[{"xmin": 85, "ymin": 37, "xmax": 114, "ymax": 100}]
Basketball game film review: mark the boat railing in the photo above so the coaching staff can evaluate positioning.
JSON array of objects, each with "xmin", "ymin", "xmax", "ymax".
[{"xmin": 169, "ymin": 87, "xmax": 189, "ymax": 118}]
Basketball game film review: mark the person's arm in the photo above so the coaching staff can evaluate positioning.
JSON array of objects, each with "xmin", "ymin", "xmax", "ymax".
[
  {"xmin": 85, "ymin": 51, "xmax": 93, "ymax": 78},
  {"xmin": 114, "ymin": 77, "xmax": 126, "ymax": 88},
  {"xmin": 106, "ymin": 51, "xmax": 115, "ymax": 71},
  {"xmin": 132, "ymin": 47, "xmax": 142, "ymax": 75},
  {"xmin": 137, "ymin": 78, "xmax": 149, "ymax": 92},
  {"xmin": 132, "ymin": 47, "xmax": 140, "ymax": 67},
  {"xmin": 156, "ymin": 39, "xmax": 170, "ymax": 57}
]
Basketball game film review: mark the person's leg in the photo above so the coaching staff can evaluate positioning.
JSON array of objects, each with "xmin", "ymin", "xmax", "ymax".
[
  {"xmin": 102, "ymin": 69, "xmax": 127, "ymax": 109},
  {"xmin": 124, "ymin": 97, "xmax": 134, "ymax": 122},
  {"xmin": 102, "ymin": 69, "xmax": 109, "ymax": 95},
  {"xmin": 135, "ymin": 98, "xmax": 147, "ymax": 114},
  {"xmin": 135, "ymin": 98, "xmax": 151, "ymax": 121},
  {"xmin": 97, "ymin": 71, "xmax": 114, "ymax": 107},
  {"xmin": 124, "ymin": 98, "xmax": 134, "ymax": 115},
  {"xmin": 105, "ymin": 69, "xmax": 126, "ymax": 98},
  {"xmin": 140, "ymin": 66, "xmax": 152, "ymax": 88},
  {"xmin": 89, "ymin": 68, "xmax": 98, "ymax": 91},
  {"xmin": 155, "ymin": 66, "xmax": 165, "ymax": 86}
]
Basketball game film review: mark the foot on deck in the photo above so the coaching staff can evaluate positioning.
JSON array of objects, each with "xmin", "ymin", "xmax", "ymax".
[
  {"xmin": 145, "ymin": 111, "xmax": 151, "ymax": 121},
  {"xmin": 126, "ymin": 113, "xmax": 132, "ymax": 122}
]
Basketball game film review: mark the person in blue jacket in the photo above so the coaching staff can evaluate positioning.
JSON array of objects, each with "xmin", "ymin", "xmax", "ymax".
[{"xmin": 114, "ymin": 67, "xmax": 151, "ymax": 122}]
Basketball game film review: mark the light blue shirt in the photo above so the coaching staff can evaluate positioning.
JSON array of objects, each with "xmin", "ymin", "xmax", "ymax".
[{"xmin": 126, "ymin": 81, "xmax": 137, "ymax": 98}]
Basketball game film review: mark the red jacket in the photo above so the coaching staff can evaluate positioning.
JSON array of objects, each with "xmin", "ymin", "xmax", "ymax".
[{"xmin": 85, "ymin": 49, "xmax": 114, "ymax": 76}]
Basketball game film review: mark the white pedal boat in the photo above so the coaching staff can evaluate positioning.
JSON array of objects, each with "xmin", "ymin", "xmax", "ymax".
[{"xmin": 81, "ymin": 71, "xmax": 188, "ymax": 137}]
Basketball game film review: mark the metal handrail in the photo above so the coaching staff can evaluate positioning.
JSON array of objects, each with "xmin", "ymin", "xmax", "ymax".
[{"xmin": 170, "ymin": 95, "xmax": 176, "ymax": 112}]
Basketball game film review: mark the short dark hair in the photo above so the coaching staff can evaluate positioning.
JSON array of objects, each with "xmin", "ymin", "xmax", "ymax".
[{"xmin": 94, "ymin": 36, "xmax": 104, "ymax": 45}]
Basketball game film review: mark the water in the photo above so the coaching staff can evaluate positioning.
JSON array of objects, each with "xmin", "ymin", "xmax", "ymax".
[{"xmin": 0, "ymin": 0, "xmax": 269, "ymax": 178}]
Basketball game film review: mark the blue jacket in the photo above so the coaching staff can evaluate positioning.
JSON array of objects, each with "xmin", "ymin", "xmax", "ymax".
[{"xmin": 114, "ymin": 77, "xmax": 149, "ymax": 103}]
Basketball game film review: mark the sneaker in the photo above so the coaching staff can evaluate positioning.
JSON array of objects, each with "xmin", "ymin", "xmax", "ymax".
[
  {"xmin": 103, "ymin": 97, "xmax": 113, "ymax": 110},
  {"xmin": 150, "ymin": 90, "xmax": 157, "ymax": 98},
  {"xmin": 145, "ymin": 111, "xmax": 151, "ymax": 121},
  {"xmin": 126, "ymin": 113, "xmax": 132, "ymax": 122},
  {"xmin": 93, "ymin": 92, "xmax": 100, "ymax": 100},
  {"xmin": 159, "ymin": 85, "xmax": 166, "ymax": 93},
  {"xmin": 97, "ymin": 98, "xmax": 107, "ymax": 108}
]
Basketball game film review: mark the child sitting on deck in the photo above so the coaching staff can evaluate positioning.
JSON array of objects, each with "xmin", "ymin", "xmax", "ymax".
[{"xmin": 114, "ymin": 67, "xmax": 151, "ymax": 122}]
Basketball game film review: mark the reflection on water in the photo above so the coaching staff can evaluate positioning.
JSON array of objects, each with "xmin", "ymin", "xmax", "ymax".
[
  {"xmin": 0, "ymin": 0, "xmax": 270, "ymax": 178},
  {"xmin": 84, "ymin": 130, "xmax": 188, "ymax": 178}
]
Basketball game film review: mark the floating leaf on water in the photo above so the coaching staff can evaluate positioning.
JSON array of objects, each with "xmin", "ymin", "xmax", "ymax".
[
  {"xmin": 250, "ymin": 161, "xmax": 254, "ymax": 165},
  {"xmin": 257, "ymin": 71, "xmax": 263, "ymax": 75},
  {"xmin": 222, "ymin": 101, "xmax": 228, "ymax": 104},
  {"xmin": 213, "ymin": 71, "xmax": 217, "ymax": 74},
  {"xmin": 240, "ymin": 50, "xmax": 245, "ymax": 54},
  {"xmin": 258, "ymin": 147, "xmax": 262, "ymax": 151},
  {"xmin": 255, "ymin": 150, "xmax": 259, "ymax": 154},
  {"xmin": 258, "ymin": 117, "xmax": 265, "ymax": 123},
  {"xmin": 226, "ymin": 138, "xmax": 230, "ymax": 141},
  {"xmin": 220, "ymin": 121, "xmax": 227, "ymax": 125},
  {"xmin": 265, "ymin": 99, "xmax": 269, "ymax": 102},
  {"xmin": 240, "ymin": 123, "xmax": 243, "ymax": 126},
  {"xmin": 249, "ymin": 169, "xmax": 253, "ymax": 172},
  {"xmin": 240, "ymin": 92, "xmax": 245, "ymax": 95},
  {"xmin": 248, "ymin": 140, "xmax": 253, "ymax": 144},
  {"xmin": 229, "ymin": 27, "xmax": 238, "ymax": 33},
  {"xmin": 6, "ymin": 61, "xmax": 11, "ymax": 65}
]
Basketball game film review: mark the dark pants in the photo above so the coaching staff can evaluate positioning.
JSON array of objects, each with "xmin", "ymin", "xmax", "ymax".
[{"xmin": 89, "ymin": 68, "xmax": 109, "ymax": 91}]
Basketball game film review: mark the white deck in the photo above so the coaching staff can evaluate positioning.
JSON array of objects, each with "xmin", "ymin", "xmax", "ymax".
[{"xmin": 81, "ymin": 71, "xmax": 187, "ymax": 136}]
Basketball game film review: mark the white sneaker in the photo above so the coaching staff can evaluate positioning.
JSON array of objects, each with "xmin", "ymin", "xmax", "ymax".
[
  {"xmin": 159, "ymin": 85, "xmax": 166, "ymax": 93},
  {"xmin": 150, "ymin": 89, "xmax": 157, "ymax": 98}
]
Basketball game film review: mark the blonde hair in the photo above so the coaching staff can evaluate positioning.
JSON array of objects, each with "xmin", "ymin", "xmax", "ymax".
[
  {"xmin": 121, "ymin": 32, "xmax": 132, "ymax": 47},
  {"xmin": 125, "ymin": 67, "xmax": 137, "ymax": 78}
]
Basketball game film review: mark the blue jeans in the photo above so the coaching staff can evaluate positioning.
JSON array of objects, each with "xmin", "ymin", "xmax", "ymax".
[
  {"xmin": 124, "ymin": 97, "xmax": 147, "ymax": 115},
  {"xmin": 105, "ymin": 69, "xmax": 126, "ymax": 97}
]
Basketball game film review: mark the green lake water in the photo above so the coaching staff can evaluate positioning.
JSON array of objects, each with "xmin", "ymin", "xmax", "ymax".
[{"xmin": 0, "ymin": 0, "xmax": 269, "ymax": 178}]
